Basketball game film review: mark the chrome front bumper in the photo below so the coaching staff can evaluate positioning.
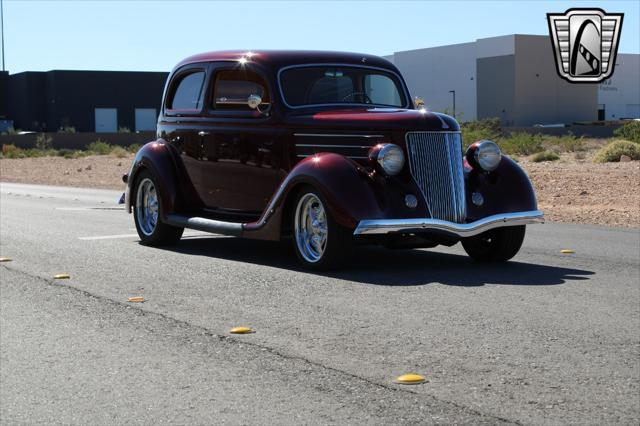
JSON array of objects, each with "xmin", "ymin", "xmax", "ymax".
[{"xmin": 353, "ymin": 210, "xmax": 544, "ymax": 237}]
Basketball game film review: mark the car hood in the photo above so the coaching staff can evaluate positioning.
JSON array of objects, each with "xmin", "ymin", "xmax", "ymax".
[{"xmin": 284, "ymin": 108, "xmax": 460, "ymax": 132}]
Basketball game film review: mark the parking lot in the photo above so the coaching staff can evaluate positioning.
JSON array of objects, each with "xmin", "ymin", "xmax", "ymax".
[{"xmin": 1, "ymin": 182, "xmax": 638, "ymax": 425}]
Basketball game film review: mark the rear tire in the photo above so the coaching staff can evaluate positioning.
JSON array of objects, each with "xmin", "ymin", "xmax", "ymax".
[
  {"xmin": 133, "ymin": 169, "xmax": 184, "ymax": 246},
  {"xmin": 461, "ymin": 225, "xmax": 525, "ymax": 262},
  {"xmin": 291, "ymin": 186, "xmax": 353, "ymax": 270}
]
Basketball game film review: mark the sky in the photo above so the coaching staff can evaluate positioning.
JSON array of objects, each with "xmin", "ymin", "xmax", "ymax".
[{"xmin": 1, "ymin": 0, "xmax": 639, "ymax": 73}]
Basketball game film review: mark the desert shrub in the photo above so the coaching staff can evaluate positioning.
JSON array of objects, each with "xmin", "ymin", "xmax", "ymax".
[
  {"xmin": 1, "ymin": 144, "xmax": 25, "ymax": 158},
  {"xmin": 1, "ymin": 126, "xmax": 21, "ymax": 135},
  {"xmin": 86, "ymin": 139, "xmax": 112, "ymax": 155},
  {"xmin": 593, "ymin": 140, "xmax": 640, "ymax": 163},
  {"xmin": 498, "ymin": 132, "xmax": 545, "ymax": 155},
  {"xmin": 58, "ymin": 126, "xmax": 76, "ymax": 133},
  {"xmin": 614, "ymin": 121, "xmax": 640, "ymax": 143},
  {"xmin": 110, "ymin": 146, "xmax": 129, "ymax": 158},
  {"xmin": 35, "ymin": 133, "xmax": 53, "ymax": 150},
  {"xmin": 461, "ymin": 117, "xmax": 501, "ymax": 149},
  {"xmin": 552, "ymin": 133, "xmax": 585, "ymax": 152},
  {"xmin": 126, "ymin": 143, "xmax": 142, "ymax": 153},
  {"xmin": 119, "ymin": 126, "xmax": 131, "ymax": 133},
  {"xmin": 531, "ymin": 150, "xmax": 560, "ymax": 162}
]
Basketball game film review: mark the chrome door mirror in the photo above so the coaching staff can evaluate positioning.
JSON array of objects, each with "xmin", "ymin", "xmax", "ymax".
[
  {"xmin": 247, "ymin": 94, "xmax": 262, "ymax": 109},
  {"xmin": 414, "ymin": 96, "xmax": 425, "ymax": 109}
]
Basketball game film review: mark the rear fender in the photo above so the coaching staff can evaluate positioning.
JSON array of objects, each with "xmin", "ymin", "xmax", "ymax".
[{"xmin": 125, "ymin": 140, "xmax": 180, "ymax": 220}]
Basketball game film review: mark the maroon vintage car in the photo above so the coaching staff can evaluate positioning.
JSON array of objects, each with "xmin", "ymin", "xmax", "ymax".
[{"xmin": 124, "ymin": 50, "xmax": 543, "ymax": 269}]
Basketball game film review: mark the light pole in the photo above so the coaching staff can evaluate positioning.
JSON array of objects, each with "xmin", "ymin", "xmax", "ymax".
[
  {"xmin": 1, "ymin": 0, "xmax": 5, "ymax": 72},
  {"xmin": 449, "ymin": 90, "xmax": 456, "ymax": 118}
]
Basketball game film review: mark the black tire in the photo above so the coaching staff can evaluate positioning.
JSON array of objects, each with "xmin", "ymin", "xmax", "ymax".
[
  {"xmin": 291, "ymin": 186, "xmax": 354, "ymax": 270},
  {"xmin": 461, "ymin": 225, "xmax": 526, "ymax": 262},
  {"xmin": 133, "ymin": 169, "xmax": 184, "ymax": 246}
]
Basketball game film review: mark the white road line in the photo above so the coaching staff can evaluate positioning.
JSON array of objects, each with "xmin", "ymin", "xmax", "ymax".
[{"xmin": 79, "ymin": 234, "xmax": 139, "ymax": 241}]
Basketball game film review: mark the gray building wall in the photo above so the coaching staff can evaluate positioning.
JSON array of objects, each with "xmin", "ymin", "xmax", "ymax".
[
  {"xmin": 512, "ymin": 35, "xmax": 597, "ymax": 125},
  {"xmin": 387, "ymin": 34, "xmax": 601, "ymax": 126},
  {"xmin": 598, "ymin": 54, "xmax": 640, "ymax": 119},
  {"xmin": 476, "ymin": 55, "xmax": 515, "ymax": 125}
]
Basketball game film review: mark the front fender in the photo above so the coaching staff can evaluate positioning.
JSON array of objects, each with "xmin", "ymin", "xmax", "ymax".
[
  {"xmin": 465, "ymin": 156, "xmax": 538, "ymax": 221},
  {"xmin": 125, "ymin": 140, "xmax": 181, "ymax": 219},
  {"xmin": 244, "ymin": 153, "xmax": 383, "ymax": 240}
]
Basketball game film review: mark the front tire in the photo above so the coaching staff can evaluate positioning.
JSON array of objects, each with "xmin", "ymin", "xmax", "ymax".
[
  {"xmin": 292, "ymin": 187, "xmax": 353, "ymax": 270},
  {"xmin": 133, "ymin": 169, "xmax": 184, "ymax": 246},
  {"xmin": 461, "ymin": 225, "xmax": 526, "ymax": 262}
]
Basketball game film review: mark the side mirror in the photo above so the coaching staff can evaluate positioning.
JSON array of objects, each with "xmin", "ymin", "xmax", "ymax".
[
  {"xmin": 247, "ymin": 94, "xmax": 262, "ymax": 110},
  {"xmin": 414, "ymin": 96, "xmax": 425, "ymax": 109}
]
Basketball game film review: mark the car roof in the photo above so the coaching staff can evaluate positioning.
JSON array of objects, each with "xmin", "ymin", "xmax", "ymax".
[{"xmin": 174, "ymin": 50, "xmax": 396, "ymax": 72}]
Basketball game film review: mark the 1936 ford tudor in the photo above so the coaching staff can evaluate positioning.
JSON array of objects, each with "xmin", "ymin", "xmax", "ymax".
[{"xmin": 124, "ymin": 50, "xmax": 544, "ymax": 269}]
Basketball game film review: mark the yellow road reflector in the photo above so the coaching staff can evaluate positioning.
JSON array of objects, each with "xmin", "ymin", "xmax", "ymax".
[
  {"xmin": 394, "ymin": 373, "xmax": 427, "ymax": 385},
  {"xmin": 0, "ymin": 257, "xmax": 12, "ymax": 262},
  {"xmin": 560, "ymin": 249, "xmax": 575, "ymax": 254},
  {"xmin": 128, "ymin": 296, "xmax": 145, "ymax": 303},
  {"xmin": 53, "ymin": 274, "xmax": 70, "ymax": 280},
  {"xmin": 230, "ymin": 326, "xmax": 254, "ymax": 334}
]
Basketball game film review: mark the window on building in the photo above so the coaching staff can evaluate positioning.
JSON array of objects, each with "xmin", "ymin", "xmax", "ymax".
[
  {"xmin": 169, "ymin": 71, "xmax": 205, "ymax": 110},
  {"xmin": 212, "ymin": 69, "xmax": 270, "ymax": 110}
]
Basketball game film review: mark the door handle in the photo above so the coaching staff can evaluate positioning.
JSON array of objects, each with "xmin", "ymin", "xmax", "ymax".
[
  {"xmin": 198, "ymin": 131, "xmax": 210, "ymax": 137},
  {"xmin": 258, "ymin": 147, "xmax": 271, "ymax": 154}
]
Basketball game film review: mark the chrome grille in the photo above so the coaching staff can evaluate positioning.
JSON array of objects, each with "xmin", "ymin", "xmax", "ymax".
[{"xmin": 405, "ymin": 132, "xmax": 466, "ymax": 223}]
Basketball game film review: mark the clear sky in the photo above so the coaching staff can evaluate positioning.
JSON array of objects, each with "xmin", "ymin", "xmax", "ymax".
[{"xmin": 2, "ymin": 0, "xmax": 638, "ymax": 73}]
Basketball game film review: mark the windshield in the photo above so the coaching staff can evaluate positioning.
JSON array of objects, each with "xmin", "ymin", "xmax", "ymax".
[{"xmin": 279, "ymin": 66, "xmax": 407, "ymax": 108}]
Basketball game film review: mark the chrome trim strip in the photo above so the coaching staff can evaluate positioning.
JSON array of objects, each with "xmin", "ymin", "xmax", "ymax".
[
  {"xmin": 278, "ymin": 63, "xmax": 411, "ymax": 110},
  {"xmin": 353, "ymin": 210, "xmax": 544, "ymax": 237},
  {"xmin": 296, "ymin": 144, "xmax": 373, "ymax": 149},
  {"xmin": 296, "ymin": 155, "xmax": 369, "ymax": 159},
  {"xmin": 294, "ymin": 133, "xmax": 384, "ymax": 138}
]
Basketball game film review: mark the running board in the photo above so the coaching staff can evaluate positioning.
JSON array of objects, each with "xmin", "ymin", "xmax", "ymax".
[{"xmin": 165, "ymin": 214, "xmax": 243, "ymax": 237}]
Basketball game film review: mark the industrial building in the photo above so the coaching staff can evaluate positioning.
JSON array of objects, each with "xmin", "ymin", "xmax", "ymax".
[
  {"xmin": 0, "ymin": 70, "xmax": 167, "ymax": 132},
  {"xmin": 385, "ymin": 34, "xmax": 640, "ymax": 125}
]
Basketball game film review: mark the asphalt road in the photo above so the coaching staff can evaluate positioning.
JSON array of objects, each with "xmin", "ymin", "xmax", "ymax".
[{"xmin": 1, "ymin": 182, "xmax": 638, "ymax": 425}]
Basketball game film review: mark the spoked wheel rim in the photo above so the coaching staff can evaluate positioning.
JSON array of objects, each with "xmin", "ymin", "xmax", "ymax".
[
  {"xmin": 136, "ymin": 178, "xmax": 159, "ymax": 236},
  {"xmin": 294, "ymin": 193, "xmax": 328, "ymax": 263}
]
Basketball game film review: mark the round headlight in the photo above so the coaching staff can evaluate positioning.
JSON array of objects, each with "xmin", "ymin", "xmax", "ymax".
[
  {"xmin": 474, "ymin": 140, "xmax": 502, "ymax": 171},
  {"xmin": 376, "ymin": 144, "xmax": 405, "ymax": 176}
]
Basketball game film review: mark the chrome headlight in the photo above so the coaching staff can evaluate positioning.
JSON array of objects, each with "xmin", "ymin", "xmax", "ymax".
[
  {"xmin": 375, "ymin": 144, "xmax": 405, "ymax": 176},
  {"xmin": 471, "ymin": 140, "xmax": 502, "ymax": 172}
]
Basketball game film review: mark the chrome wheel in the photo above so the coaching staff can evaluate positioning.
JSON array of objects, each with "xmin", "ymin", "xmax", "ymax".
[
  {"xmin": 136, "ymin": 178, "xmax": 159, "ymax": 236},
  {"xmin": 294, "ymin": 193, "xmax": 328, "ymax": 263}
]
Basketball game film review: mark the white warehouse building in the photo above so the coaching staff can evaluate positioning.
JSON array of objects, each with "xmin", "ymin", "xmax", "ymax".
[{"xmin": 385, "ymin": 34, "xmax": 640, "ymax": 125}]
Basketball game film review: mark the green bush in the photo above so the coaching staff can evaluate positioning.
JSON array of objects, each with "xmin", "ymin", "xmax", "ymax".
[
  {"xmin": 498, "ymin": 132, "xmax": 545, "ymax": 155},
  {"xmin": 552, "ymin": 133, "xmax": 585, "ymax": 152},
  {"xmin": 126, "ymin": 143, "xmax": 142, "ymax": 154},
  {"xmin": 35, "ymin": 133, "xmax": 53, "ymax": 150},
  {"xmin": 118, "ymin": 126, "xmax": 131, "ymax": 133},
  {"xmin": 86, "ymin": 139, "xmax": 112, "ymax": 155},
  {"xmin": 613, "ymin": 121, "xmax": 640, "ymax": 143},
  {"xmin": 1, "ymin": 144, "xmax": 25, "ymax": 158},
  {"xmin": 461, "ymin": 118, "xmax": 501, "ymax": 149},
  {"xmin": 110, "ymin": 146, "xmax": 129, "ymax": 158},
  {"xmin": 593, "ymin": 140, "xmax": 640, "ymax": 163},
  {"xmin": 58, "ymin": 126, "xmax": 76, "ymax": 133},
  {"xmin": 531, "ymin": 150, "xmax": 560, "ymax": 162}
]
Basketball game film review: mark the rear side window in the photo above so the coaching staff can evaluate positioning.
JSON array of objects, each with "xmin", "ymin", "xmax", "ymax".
[
  {"xmin": 212, "ymin": 69, "xmax": 270, "ymax": 110},
  {"xmin": 169, "ymin": 71, "xmax": 205, "ymax": 110}
]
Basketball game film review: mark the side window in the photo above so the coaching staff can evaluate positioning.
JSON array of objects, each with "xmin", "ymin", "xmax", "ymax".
[
  {"xmin": 212, "ymin": 69, "xmax": 270, "ymax": 111},
  {"xmin": 169, "ymin": 71, "xmax": 205, "ymax": 110}
]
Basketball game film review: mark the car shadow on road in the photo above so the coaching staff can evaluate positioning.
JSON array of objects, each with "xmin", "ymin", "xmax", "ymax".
[{"xmin": 160, "ymin": 235, "xmax": 594, "ymax": 287}]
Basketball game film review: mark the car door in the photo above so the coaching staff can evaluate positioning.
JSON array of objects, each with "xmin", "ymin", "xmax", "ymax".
[
  {"xmin": 198, "ymin": 63, "xmax": 282, "ymax": 217},
  {"xmin": 159, "ymin": 64, "xmax": 209, "ymax": 206}
]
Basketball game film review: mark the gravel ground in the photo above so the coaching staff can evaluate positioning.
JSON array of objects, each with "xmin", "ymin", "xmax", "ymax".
[{"xmin": 1, "ymin": 152, "xmax": 638, "ymax": 228}]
